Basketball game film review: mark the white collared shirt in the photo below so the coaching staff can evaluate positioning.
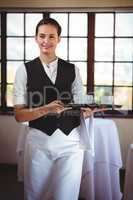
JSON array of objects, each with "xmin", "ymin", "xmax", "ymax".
[
  {"xmin": 42, "ymin": 58, "xmax": 58, "ymax": 84},
  {"xmin": 13, "ymin": 57, "xmax": 84, "ymax": 105}
]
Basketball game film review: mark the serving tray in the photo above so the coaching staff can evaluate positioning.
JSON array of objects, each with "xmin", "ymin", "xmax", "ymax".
[{"xmin": 65, "ymin": 103, "xmax": 122, "ymax": 110}]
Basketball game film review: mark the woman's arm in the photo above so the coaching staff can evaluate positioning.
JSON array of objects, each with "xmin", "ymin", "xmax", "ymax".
[{"xmin": 14, "ymin": 100, "xmax": 66, "ymax": 122}]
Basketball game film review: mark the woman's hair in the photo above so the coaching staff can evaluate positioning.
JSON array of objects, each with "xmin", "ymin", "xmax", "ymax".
[{"xmin": 35, "ymin": 18, "xmax": 62, "ymax": 36}]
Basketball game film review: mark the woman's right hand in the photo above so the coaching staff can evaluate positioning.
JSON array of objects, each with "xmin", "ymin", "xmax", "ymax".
[{"xmin": 44, "ymin": 100, "xmax": 69, "ymax": 114}]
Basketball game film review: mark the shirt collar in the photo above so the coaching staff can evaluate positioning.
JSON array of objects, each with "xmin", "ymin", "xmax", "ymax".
[
  {"xmin": 48, "ymin": 57, "xmax": 58, "ymax": 68},
  {"xmin": 41, "ymin": 57, "xmax": 58, "ymax": 69}
]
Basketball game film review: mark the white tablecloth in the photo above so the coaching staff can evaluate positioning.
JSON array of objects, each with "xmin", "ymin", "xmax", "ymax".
[
  {"xmin": 17, "ymin": 118, "xmax": 122, "ymax": 200},
  {"xmin": 124, "ymin": 144, "xmax": 133, "ymax": 200},
  {"xmin": 80, "ymin": 118, "xmax": 123, "ymax": 200}
]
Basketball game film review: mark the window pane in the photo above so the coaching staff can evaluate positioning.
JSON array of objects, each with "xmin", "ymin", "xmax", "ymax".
[
  {"xmin": 7, "ymin": 13, "xmax": 24, "ymax": 36},
  {"xmin": 95, "ymin": 14, "xmax": 114, "ymax": 36},
  {"xmin": 95, "ymin": 39, "xmax": 113, "ymax": 61},
  {"xmin": 69, "ymin": 13, "xmax": 87, "ymax": 36},
  {"xmin": 83, "ymin": 86, "xmax": 87, "ymax": 94},
  {"xmin": 0, "ymin": 38, "xmax": 1, "ymax": 60},
  {"xmin": 72, "ymin": 62, "xmax": 87, "ymax": 85},
  {"xmin": 114, "ymin": 63, "xmax": 132, "ymax": 86},
  {"xmin": 26, "ymin": 13, "xmax": 43, "ymax": 36},
  {"xmin": 94, "ymin": 63, "xmax": 113, "ymax": 85},
  {"xmin": 116, "ymin": 13, "xmax": 133, "ymax": 36},
  {"xmin": 0, "ymin": 63, "xmax": 1, "ymax": 83},
  {"xmin": 114, "ymin": 87, "xmax": 132, "ymax": 110},
  {"xmin": 7, "ymin": 38, "xmax": 24, "ymax": 60},
  {"xmin": 0, "ymin": 14, "xmax": 1, "ymax": 36},
  {"xmin": 7, "ymin": 61, "xmax": 23, "ymax": 83},
  {"xmin": 0, "ymin": 84, "xmax": 1, "ymax": 106},
  {"xmin": 26, "ymin": 38, "xmax": 39, "ymax": 60},
  {"xmin": 7, "ymin": 84, "xmax": 13, "ymax": 106},
  {"xmin": 115, "ymin": 39, "xmax": 133, "ymax": 61},
  {"xmin": 69, "ymin": 38, "xmax": 87, "ymax": 60},
  {"xmin": 94, "ymin": 86, "xmax": 112, "ymax": 104},
  {"xmin": 50, "ymin": 13, "xmax": 68, "ymax": 37},
  {"xmin": 0, "ymin": 14, "xmax": 1, "ymax": 60},
  {"xmin": 56, "ymin": 37, "xmax": 67, "ymax": 60}
]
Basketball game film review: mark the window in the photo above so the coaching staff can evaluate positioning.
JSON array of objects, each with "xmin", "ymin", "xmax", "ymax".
[
  {"xmin": 0, "ymin": 11, "xmax": 133, "ymax": 117},
  {"xmin": 50, "ymin": 13, "xmax": 88, "ymax": 90},
  {"xmin": 6, "ymin": 13, "xmax": 43, "ymax": 107},
  {"xmin": 94, "ymin": 13, "xmax": 133, "ymax": 112},
  {"xmin": 1, "ymin": 12, "xmax": 88, "ymax": 110}
]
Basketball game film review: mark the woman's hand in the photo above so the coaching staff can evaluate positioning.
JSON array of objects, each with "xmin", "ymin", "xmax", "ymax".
[
  {"xmin": 44, "ymin": 100, "xmax": 71, "ymax": 114},
  {"xmin": 81, "ymin": 107, "xmax": 93, "ymax": 118},
  {"xmin": 81, "ymin": 107, "xmax": 108, "ymax": 118}
]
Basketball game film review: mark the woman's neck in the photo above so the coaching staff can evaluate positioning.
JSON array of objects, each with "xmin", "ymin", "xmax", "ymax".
[{"xmin": 40, "ymin": 54, "xmax": 57, "ymax": 65}]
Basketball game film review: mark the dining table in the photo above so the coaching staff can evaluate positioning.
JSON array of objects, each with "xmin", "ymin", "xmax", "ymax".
[{"xmin": 79, "ymin": 117, "xmax": 123, "ymax": 200}]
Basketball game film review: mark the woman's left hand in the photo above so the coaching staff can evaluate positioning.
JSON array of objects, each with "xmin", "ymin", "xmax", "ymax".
[{"xmin": 81, "ymin": 107, "xmax": 108, "ymax": 118}]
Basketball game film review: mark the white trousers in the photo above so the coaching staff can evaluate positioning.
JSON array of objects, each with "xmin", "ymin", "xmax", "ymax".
[{"xmin": 24, "ymin": 127, "xmax": 84, "ymax": 200}]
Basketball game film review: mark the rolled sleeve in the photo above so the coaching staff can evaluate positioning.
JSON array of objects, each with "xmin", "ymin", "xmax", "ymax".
[
  {"xmin": 71, "ymin": 66, "xmax": 85, "ymax": 103},
  {"xmin": 13, "ymin": 63, "xmax": 27, "ymax": 106}
]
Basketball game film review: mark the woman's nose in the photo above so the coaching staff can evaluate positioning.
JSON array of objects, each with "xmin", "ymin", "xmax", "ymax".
[{"xmin": 44, "ymin": 36, "xmax": 50, "ymax": 43}]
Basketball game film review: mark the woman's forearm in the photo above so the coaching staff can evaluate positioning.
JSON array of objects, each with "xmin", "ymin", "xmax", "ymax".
[
  {"xmin": 14, "ymin": 100, "xmax": 66, "ymax": 123},
  {"xmin": 14, "ymin": 105, "xmax": 49, "ymax": 122}
]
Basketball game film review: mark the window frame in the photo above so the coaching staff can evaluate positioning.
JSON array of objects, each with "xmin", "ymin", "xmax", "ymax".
[{"xmin": 0, "ymin": 9, "xmax": 133, "ymax": 118}]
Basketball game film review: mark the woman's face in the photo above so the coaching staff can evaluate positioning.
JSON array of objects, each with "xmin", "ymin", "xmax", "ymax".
[{"xmin": 35, "ymin": 24, "xmax": 61, "ymax": 56}]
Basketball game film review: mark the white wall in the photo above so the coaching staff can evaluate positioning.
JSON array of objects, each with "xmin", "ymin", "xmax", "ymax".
[
  {"xmin": 0, "ymin": 115, "xmax": 133, "ymax": 167},
  {"xmin": 0, "ymin": 115, "xmax": 21, "ymax": 164}
]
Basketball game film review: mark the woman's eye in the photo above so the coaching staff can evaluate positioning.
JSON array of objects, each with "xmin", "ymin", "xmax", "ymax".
[
  {"xmin": 39, "ymin": 35, "xmax": 55, "ymax": 39},
  {"xmin": 40, "ymin": 35, "xmax": 45, "ymax": 39}
]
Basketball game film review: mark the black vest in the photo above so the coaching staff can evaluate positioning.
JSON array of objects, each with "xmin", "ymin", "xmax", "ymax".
[{"xmin": 25, "ymin": 57, "xmax": 80, "ymax": 135}]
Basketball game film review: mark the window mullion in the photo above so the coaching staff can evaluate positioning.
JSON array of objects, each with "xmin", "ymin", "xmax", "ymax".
[
  {"xmin": 43, "ymin": 12, "xmax": 50, "ymax": 19},
  {"xmin": 24, "ymin": 13, "xmax": 26, "ymax": 62},
  {"xmin": 1, "ymin": 12, "xmax": 7, "ymax": 109},
  {"xmin": 87, "ymin": 12, "xmax": 95, "ymax": 94},
  {"xmin": 112, "ymin": 12, "xmax": 115, "ymax": 105}
]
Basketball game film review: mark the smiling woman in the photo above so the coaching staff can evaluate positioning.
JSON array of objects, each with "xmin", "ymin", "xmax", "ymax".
[{"xmin": 13, "ymin": 17, "xmax": 88, "ymax": 200}]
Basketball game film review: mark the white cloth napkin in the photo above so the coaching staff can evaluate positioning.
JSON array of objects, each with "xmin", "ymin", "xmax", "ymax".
[
  {"xmin": 79, "ymin": 113, "xmax": 95, "ymax": 200},
  {"xmin": 80, "ymin": 113, "xmax": 95, "ymax": 157}
]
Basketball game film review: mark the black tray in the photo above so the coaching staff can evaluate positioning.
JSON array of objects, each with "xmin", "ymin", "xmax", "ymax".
[{"xmin": 65, "ymin": 103, "xmax": 122, "ymax": 110}]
